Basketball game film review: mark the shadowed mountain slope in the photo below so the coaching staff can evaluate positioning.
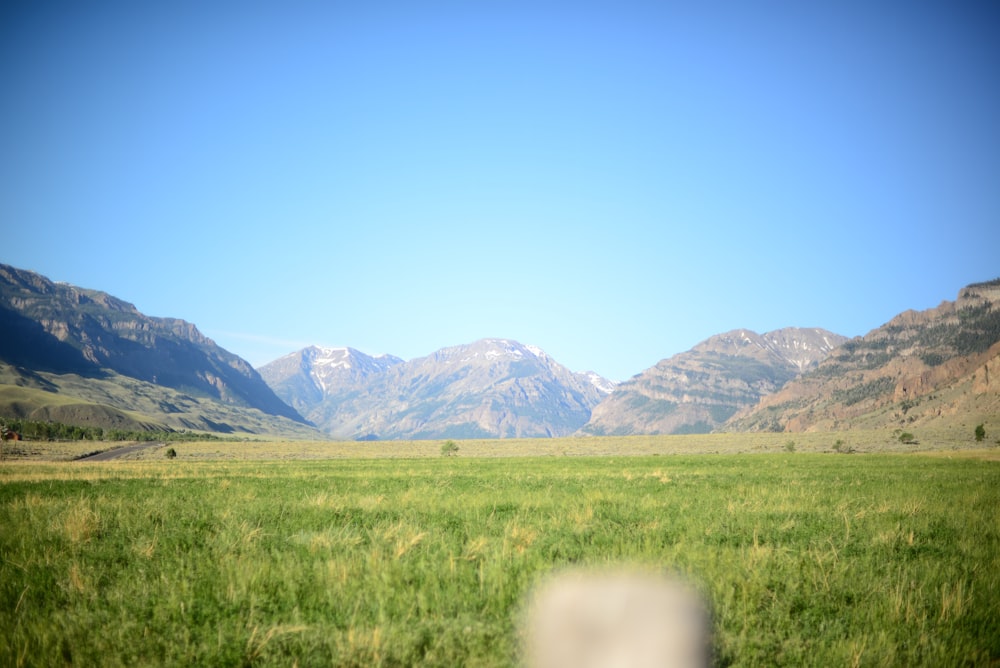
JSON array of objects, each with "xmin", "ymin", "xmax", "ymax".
[{"xmin": 0, "ymin": 263, "xmax": 313, "ymax": 434}]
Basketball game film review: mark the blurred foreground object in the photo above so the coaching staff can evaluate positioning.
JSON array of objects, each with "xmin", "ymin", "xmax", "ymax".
[{"xmin": 522, "ymin": 568, "xmax": 711, "ymax": 668}]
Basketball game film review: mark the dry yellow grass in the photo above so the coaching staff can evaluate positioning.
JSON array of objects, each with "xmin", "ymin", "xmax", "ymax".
[
  {"xmin": 1, "ymin": 427, "xmax": 993, "ymax": 467},
  {"xmin": 116, "ymin": 429, "xmax": 993, "ymax": 460}
]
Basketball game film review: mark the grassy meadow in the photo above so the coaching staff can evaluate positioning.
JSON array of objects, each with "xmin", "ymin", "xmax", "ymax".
[
  {"xmin": 5, "ymin": 427, "xmax": 992, "ymax": 462},
  {"xmin": 1, "ymin": 438, "xmax": 998, "ymax": 666}
]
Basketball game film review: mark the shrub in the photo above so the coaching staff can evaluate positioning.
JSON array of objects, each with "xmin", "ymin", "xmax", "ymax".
[
  {"xmin": 833, "ymin": 439, "xmax": 854, "ymax": 454},
  {"xmin": 899, "ymin": 432, "xmax": 917, "ymax": 445},
  {"xmin": 440, "ymin": 440, "xmax": 459, "ymax": 457},
  {"xmin": 784, "ymin": 441, "xmax": 796, "ymax": 453},
  {"xmin": 975, "ymin": 424, "xmax": 986, "ymax": 442},
  {"xmin": 164, "ymin": 447, "xmax": 177, "ymax": 459},
  {"xmin": 920, "ymin": 352, "xmax": 945, "ymax": 367}
]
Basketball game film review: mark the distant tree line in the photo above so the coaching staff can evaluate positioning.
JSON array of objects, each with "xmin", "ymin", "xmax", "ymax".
[{"xmin": 0, "ymin": 417, "xmax": 222, "ymax": 443}]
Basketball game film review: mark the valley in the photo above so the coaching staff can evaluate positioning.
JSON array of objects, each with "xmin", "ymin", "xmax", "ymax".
[{"xmin": 1, "ymin": 262, "xmax": 997, "ymax": 444}]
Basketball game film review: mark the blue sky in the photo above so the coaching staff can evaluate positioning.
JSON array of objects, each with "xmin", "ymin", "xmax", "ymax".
[{"xmin": 3, "ymin": 1, "xmax": 998, "ymax": 381}]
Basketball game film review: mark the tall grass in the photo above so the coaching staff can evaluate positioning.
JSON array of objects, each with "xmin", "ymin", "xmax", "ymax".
[{"xmin": 1, "ymin": 454, "xmax": 997, "ymax": 666}]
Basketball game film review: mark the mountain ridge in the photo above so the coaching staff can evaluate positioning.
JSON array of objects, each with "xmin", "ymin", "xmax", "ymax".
[
  {"xmin": 259, "ymin": 338, "xmax": 615, "ymax": 440},
  {"xmin": 0, "ymin": 263, "xmax": 315, "ymax": 435},
  {"xmin": 581, "ymin": 327, "xmax": 848, "ymax": 435},
  {"xmin": 259, "ymin": 346, "xmax": 405, "ymax": 416},
  {"xmin": 4, "ymin": 261, "xmax": 996, "ymax": 441},
  {"xmin": 729, "ymin": 279, "xmax": 1000, "ymax": 433}
]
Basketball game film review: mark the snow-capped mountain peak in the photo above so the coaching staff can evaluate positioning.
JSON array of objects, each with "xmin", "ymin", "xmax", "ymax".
[
  {"xmin": 258, "ymin": 338, "xmax": 616, "ymax": 439},
  {"xmin": 584, "ymin": 372, "xmax": 619, "ymax": 395}
]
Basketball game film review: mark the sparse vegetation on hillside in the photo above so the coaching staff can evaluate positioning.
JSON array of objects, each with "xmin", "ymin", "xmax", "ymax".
[
  {"xmin": 920, "ymin": 352, "xmax": 945, "ymax": 367},
  {"xmin": 0, "ymin": 372, "xmax": 323, "ymax": 439},
  {"xmin": 955, "ymin": 310, "xmax": 1000, "ymax": 356},
  {"xmin": 0, "ymin": 263, "xmax": 308, "ymax": 427},
  {"xmin": 967, "ymin": 278, "xmax": 1000, "ymax": 290},
  {"xmin": 831, "ymin": 377, "xmax": 896, "ymax": 407},
  {"xmin": 0, "ymin": 417, "xmax": 223, "ymax": 443},
  {"xmin": 732, "ymin": 282, "xmax": 1000, "ymax": 434}
]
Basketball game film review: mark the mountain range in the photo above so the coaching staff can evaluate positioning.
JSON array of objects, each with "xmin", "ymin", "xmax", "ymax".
[
  {"xmin": 730, "ymin": 279, "xmax": 1000, "ymax": 433},
  {"xmin": 581, "ymin": 328, "xmax": 847, "ymax": 435},
  {"xmin": 259, "ymin": 339, "xmax": 615, "ymax": 439},
  {"xmin": 0, "ymin": 263, "xmax": 317, "ymax": 436},
  {"xmin": 1, "ymin": 261, "xmax": 997, "ymax": 440}
]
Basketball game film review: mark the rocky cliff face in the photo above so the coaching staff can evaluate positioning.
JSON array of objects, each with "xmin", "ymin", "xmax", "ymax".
[
  {"xmin": 0, "ymin": 263, "xmax": 306, "ymax": 425},
  {"xmin": 258, "ymin": 346, "xmax": 404, "ymax": 416},
  {"xmin": 581, "ymin": 328, "xmax": 846, "ymax": 435},
  {"xmin": 260, "ymin": 339, "xmax": 615, "ymax": 439},
  {"xmin": 730, "ymin": 279, "xmax": 1000, "ymax": 432}
]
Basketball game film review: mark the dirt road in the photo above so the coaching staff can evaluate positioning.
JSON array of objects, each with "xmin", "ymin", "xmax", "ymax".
[{"xmin": 76, "ymin": 442, "xmax": 165, "ymax": 462}]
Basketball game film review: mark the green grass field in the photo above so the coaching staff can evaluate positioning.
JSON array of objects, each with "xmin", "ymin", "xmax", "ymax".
[{"xmin": 1, "ymin": 449, "xmax": 998, "ymax": 666}]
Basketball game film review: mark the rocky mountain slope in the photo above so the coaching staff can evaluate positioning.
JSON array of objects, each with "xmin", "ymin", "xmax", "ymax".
[
  {"xmin": 581, "ymin": 328, "xmax": 847, "ymax": 435},
  {"xmin": 729, "ymin": 280, "xmax": 1000, "ymax": 433},
  {"xmin": 0, "ymin": 263, "xmax": 314, "ymax": 435},
  {"xmin": 258, "ymin": 346, "xmax": 404, "ymax": 416},
  {"xmin": 260, "ymin": 339, "xmax": 615, "ymax": 439}
]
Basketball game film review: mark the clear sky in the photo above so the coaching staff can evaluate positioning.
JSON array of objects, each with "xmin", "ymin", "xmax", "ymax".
[{"xmin": 3, "ymin": 1, "xmax": 998, "ymax": 381}]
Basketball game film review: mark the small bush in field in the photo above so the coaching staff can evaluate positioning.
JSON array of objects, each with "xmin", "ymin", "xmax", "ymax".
[{"xmin": 833, "ymin": 439, "xmax": 854, "ymax": 454}]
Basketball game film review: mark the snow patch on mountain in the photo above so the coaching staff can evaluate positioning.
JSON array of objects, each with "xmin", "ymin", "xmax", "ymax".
[
  {"xmin": 526, "ymin": 344, "xmax": 546, "ymax": 358},
  {"xmin": 259, "ymin": 337, "xmax": 617, "ymax": 439},
  {"xmin": 585, "ymin": 372, "xmax": 618, "ymax": 395}
]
